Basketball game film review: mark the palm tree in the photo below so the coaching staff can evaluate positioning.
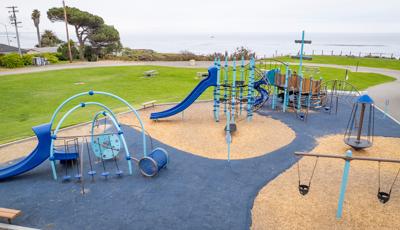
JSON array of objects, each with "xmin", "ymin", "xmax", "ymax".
[{"xmin": 31, "ymin": 9, "xmax": 41, "ymax": 47}]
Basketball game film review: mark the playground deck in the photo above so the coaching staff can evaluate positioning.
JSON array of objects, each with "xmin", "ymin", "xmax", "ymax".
[{"xmin": 0, "ymin": 101, "xmax": 399, "ymax": 229}]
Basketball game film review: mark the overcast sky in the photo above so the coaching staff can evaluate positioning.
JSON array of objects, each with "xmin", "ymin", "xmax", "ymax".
[
  {"xmin": 0, "ymin": 0, "xmax": 400, "ymax": 47},
  {"xmin": 0, "ymin": 0, "xmax": 399, "ymax": 37}
]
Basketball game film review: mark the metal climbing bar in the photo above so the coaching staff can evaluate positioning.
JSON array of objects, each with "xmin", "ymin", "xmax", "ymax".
[
  {"xmin": 213, "ymin": 57, "xmax": 221, "ymax": 122},
  {"xmin": 247, "ymin": 57, "xmax": 255, "ymax": 121},
  {"xmin": 49, "ymin": 91, "xmax": 147, "ymax": 157},
  {"xmin": 239, "ymin": 56, "xmax": 245, "ymax": 114},
  {"xmin": 223, "ymin": 53, "xmax": 228, "ymax": 114},
  {"xmin": 231, "ymin": 57, "xmax": 236, "ymax": 123}
]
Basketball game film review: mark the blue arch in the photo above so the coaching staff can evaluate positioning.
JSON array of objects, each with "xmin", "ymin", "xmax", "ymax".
[
  {"xmin": 49, "ymin": 90, "xmax": 147, "ymax": 157},
  {"xmin": 50, "ymin": 102, "xmax": 133, "ymax": 180}
]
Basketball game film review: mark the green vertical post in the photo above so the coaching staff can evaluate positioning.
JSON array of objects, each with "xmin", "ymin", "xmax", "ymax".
[{"xmin": 231, "ymin": 57, "xmax": 237, "ymax": 123}]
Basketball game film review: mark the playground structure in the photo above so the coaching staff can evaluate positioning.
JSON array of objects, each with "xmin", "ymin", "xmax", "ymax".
[
  {"xmin": 295, "ymin": 150, "xmax": 400, "ymax": 219},
  {"xmin": 344, "ymin": 94, "xmax": 375, "ymax": 150},
  {"xmin": 0, "ymin": 91, "xmax": 169, "ymax": 182}
]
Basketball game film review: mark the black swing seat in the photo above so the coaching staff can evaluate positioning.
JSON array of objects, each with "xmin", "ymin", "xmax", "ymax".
[
  {"xmin": 377, "ymin": 191, "xmax": 391, "ymax": 204},
  {"xmin": 298, "ymin": 184, "xmax": 310, "ymax": 195}
]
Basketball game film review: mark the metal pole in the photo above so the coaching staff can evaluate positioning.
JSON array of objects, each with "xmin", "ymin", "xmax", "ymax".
[
  {"xmin": 0, "ymin": 23, "xmax": 10, "ymax": 46},
  {"xmin": 62, "ymin": 0, "xmax": 73, "ymax": 63},
  {"xmin": 231, "ymin": 57, "xmax": 236, "ymax": 123},
  {"xmin": 357, "ymin": 103, "xmax": 366, "ymax": 142},
  {"xmin": 7, "ymin": 6, "xmax": 22, "ymax": 56}
]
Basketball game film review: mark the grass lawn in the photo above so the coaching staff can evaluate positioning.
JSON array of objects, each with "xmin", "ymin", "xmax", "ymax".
[
  {"xmin": 272, "ymin": 55, "xmax": 400, "ymax": 70},
  {"xmin": 0, "ymin": 65, "xmax": 395, "ymax": 144}
]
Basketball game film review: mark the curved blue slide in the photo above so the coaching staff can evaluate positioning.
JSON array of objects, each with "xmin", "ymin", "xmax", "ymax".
[
  {"xmin": 150, "ymin": 66, "xmax": 218, "ymax": 120},
  {"xmin": 0, "ymin": 123, "xmax": 52, "ymax": 180},
  {"xmin": 253, "ymin": 70, "xmax": 273, "ymax": 107}
]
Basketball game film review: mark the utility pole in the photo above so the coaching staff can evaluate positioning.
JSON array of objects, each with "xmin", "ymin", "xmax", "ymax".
[
  {"xmin": 0, "ymin": 23, "xmax": 10, "ymax": 46},
  {"xmin": 7, "ymin": 6, "xmax": 22, "ymax": 56},
  {"xmin": 62, "ymin": 0, "xmax": 73, "ymax": 63}
]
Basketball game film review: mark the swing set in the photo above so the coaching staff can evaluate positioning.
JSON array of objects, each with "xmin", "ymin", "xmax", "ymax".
[{"xmin": 295, "ymin": 150, "xmax": 400, "ymax": 219}]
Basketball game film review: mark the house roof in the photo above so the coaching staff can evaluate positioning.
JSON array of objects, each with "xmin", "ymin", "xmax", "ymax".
[
  {"xmin": 27, "ymin": 46, "xmax": 59, "ymax": 54},
  {"xmin": 0, "ymin": 43, "xmax": 27, "ymax": 54}
]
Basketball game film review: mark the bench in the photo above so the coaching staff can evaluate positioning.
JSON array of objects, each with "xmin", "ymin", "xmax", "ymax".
[
  {"xmin": 0, "ymin": 208, "xmax": 21, "ymax": 224},
  {"xmin": 196, "ymin": 72, "xmax": 208, "ymax": 79},
  {"xmin": 142, "ymin": 100, "xmax": 157, "ymax": 109},
  {"xmin": 143, "ymin": 70, "xmax": 158, "ymax": 77}
]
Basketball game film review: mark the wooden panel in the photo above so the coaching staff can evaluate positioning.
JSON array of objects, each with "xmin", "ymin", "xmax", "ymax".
[{"xmin": 0, "ymin": 208, "xmax": 21, "ymax": 219}]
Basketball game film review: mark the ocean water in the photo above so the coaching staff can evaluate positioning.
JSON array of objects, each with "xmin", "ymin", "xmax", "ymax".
[
  {"xmin": 121, "ymin": 32, "xmax": 400, "ymax": 58},
  {"xmin": 4, "ymin": 32, "xmax": 400, "ymax": 58}
]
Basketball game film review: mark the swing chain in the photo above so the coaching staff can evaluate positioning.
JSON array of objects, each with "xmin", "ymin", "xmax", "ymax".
[{"xmin": 297, "ymin": 156, "xmax": 319, "ymax": 196}]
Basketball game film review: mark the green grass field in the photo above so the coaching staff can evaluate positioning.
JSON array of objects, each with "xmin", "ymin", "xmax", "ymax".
[
  {"xmin": 272, "ymin": 55, "xmax": 400, "ymax": 70},
  {"xmin": 0, "ymin": 65, "xmax": 395, "ymax": 143}
]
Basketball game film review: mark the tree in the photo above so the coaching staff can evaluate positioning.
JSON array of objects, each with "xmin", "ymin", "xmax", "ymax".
[
  {"xmin": 40, "ymin": 30, "xmax": 62, "ymax": 47},
  {"xmin": 88, "ymin": 24, "xmax": 121, "ymax": 58},
  {"xmin": 31, "ymin": 9, "xmax": 41, "ymax": 47},
  {"xmin": 57, "ymin": 40, "xmax": 79, "ymax": 60},
  {"xmin": 47, "ymin": 7, "xmax": 104, "ymax": 60}
]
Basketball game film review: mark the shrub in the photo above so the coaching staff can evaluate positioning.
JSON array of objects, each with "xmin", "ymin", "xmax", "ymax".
[
  {"xmin": 42, "ymin": 53, "xmax": 59, "ymax": 64},
  {"xmin": 57, "ymin": 40, "xmax": 79, "ymax": 61},
  {"xmin": 22, "ymin": 54, "xmax": 34, "ymax": 66},
  {"xmin": 0, "ymin": 53, "xmax": 24, "ymax": 68}
]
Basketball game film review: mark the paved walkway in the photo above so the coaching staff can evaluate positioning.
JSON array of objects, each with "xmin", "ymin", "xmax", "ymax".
[{"xmin": 1, "ymin": 61, "xmax": 399, "ymax": 121}]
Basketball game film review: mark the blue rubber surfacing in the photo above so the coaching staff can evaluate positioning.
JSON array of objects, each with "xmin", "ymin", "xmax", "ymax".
[{"xmin": 0, "ymin": 102, "xmax": 399, "ymax": 230}]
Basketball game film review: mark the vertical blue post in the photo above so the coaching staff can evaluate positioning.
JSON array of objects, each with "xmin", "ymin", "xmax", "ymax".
[
  {"xmin": 226, "ymin": 110, "xmax": 231, "ymax": 162},
  {"xmin": 297, "ymin": 76, "xmax": 303, "ymax": 112},
  {"xmin": 231, "ymin": 57, "xmax": 237, "ymax": 123},
  {"xmin": 283, "ymin": 66, "xmax": 289, "ymax": 112},
  {"xmin": 272, "ymin": 85, "xmax": 277, "ymax": 110},
  {"xmin": 336, "ymin": 150, "xmax": 352, "ymax": 219},
  {"xmin": 213, "ymin": 57, "xmax": 218, "ymax": 121},
  {"xmin": 297, "ymin": 31, "xmax": 305, "ymax": 112},
  {"xmin": 247, "ymin": 57, "xmax": 255, "ymax": 121},
  {"xmin": 307, "ymin": 78, "xmax": 313, "ymax": 110},
  {"xmin": 224, "ymin": 52, "xmax": 228, "ymax": 114},
  {"xmin": 298, "ymin": 30, "xmax": 305, "ymax": 76},
  {"xmin": 215, "ymin": 57, "xmax": 221, "ymax": 122},
  {"xmin": 239, "ymin": 56, "xmax": 245, "ymax": 115}
]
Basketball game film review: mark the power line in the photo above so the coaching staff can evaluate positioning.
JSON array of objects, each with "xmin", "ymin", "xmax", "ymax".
[{"xmin": 6, "ymin": 6, "xmax": 22, "ymax": 56}]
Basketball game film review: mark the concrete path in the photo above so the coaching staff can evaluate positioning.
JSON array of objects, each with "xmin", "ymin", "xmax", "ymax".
[{"xmin": 1, "ymin": 60, "xmax": 399, "ymax": 121}]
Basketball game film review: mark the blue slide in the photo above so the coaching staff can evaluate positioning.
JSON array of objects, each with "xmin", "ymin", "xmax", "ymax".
[
  {"xmin": 0, "ymin": 123, "xmax": 52, "ymax": 180},
  {"xmin": 253, "ymin": 70, "xmax": 274, "ymax": 108},
  {"xmin": 150, "ymin": 66, "xmax": 218, "ymax": 120}
]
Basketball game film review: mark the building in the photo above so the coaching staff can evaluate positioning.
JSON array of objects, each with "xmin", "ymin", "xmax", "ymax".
[
  {"xmin": 0, "ymin": 43, "xmax": 28, "ymax": 54},
  {"xmin": 27, "ymin": 46, "xmax": 58, "ymax": 54}
]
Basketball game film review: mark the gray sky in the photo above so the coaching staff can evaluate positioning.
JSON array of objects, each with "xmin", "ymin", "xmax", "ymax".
[{"xmin": 0, "ymin": 0, "xmax": 399, "ymax": 36}]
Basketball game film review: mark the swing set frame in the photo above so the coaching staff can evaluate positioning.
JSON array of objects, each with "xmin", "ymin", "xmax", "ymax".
[{"xmin": 295, "ymin": 150, "xmax": 400, "ymax": 219}]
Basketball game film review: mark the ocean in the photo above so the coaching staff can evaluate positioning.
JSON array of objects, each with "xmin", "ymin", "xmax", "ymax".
[{"xmin": 4, "ymin": 32, "xmax": 400, "ymax": 58}]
